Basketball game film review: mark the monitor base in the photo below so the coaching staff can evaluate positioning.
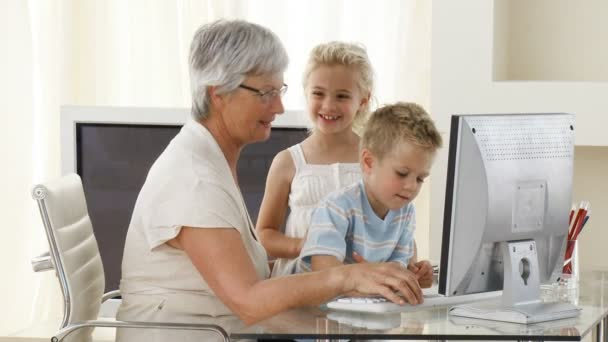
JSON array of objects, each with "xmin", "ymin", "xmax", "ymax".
[{"xmin": 450, "ymin": 299, "xmax": 580, "ymax": 324}]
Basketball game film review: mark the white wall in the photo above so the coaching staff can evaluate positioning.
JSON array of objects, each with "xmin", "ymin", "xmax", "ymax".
[
  {"xmin": 0, "ymin": 1, "xmax": 60, "ymax": 334},
  {"xmin": 502, "ymin": 0, "xmax": 608, "ymax": 82},
  {"xmin": 573, "ymin": 147, "xmax": 608, "ymax": 271},
  {"xmin": 429, "ymin": 0, "xmax": 608, "ymax": 268}
]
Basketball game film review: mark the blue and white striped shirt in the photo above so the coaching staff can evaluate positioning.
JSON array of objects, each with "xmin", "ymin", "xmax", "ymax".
[{"xmin": 295, "ymin": 180, "xmax": 415, "ymax": 273}]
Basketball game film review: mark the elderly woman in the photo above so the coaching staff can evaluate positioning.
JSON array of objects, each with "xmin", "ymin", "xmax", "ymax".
[{"xmin": 116, "ymin": 19, "xmax": 422, "ymax": 341}]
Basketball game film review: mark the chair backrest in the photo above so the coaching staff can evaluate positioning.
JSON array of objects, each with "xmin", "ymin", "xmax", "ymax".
[{"xmin": 32, "ymin": 174, "xmax": 105, "ymax": 342}]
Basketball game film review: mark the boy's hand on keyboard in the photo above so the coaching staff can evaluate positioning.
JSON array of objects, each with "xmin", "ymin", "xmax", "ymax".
[
  {"xmin": 408, "ymin": 260, "xmax": 433, "ymax": 288},
  {"xmin": 341, "ymin": 262, "xmax": 423, "ymax": 306}
]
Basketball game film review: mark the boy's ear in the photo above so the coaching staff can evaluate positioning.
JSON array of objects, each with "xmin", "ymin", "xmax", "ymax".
[{"xmin": 360, "ymin": 148, "xmax": 375, "ymax": 175}]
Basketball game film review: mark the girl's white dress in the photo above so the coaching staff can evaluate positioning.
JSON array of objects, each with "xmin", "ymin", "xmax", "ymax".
[{"xmin": 270, "ymin": 143, "xmax": 362, "ymax": 277}]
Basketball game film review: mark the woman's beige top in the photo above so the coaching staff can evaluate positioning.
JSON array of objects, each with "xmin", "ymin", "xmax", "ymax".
[{"xmin": 116, "ymin": 119, "xmax": 269, "ymax": 342}]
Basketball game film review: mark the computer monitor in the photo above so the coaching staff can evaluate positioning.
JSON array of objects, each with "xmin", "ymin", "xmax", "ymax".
[
  {"xmin": 438, "ymin": 113, "xmax": 580, "ymax": 323},
  {"xmin": 61, "ymin": 106, "xmax": 309, "ymax": 292}
]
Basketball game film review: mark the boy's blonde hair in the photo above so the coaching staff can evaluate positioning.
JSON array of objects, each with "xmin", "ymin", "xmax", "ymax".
[
  {"xmin": 303, "ymin": 41, "xmax": 374, "ymax": 132},
  {"xmin": 361, "ymin": 102, "xmax": 443, "ymax": 159}
]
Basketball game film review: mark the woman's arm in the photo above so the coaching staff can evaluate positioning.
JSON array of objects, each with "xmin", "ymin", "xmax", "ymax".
[
  {"xmin": 256, "ymin": 150, "xmax": 304, "ymax": 258},
  {"xmin": 311, "ymin": 255, "xmax": 344, "ymax": 271},
  {"xmin": 170, "ymin": 227, "xmax": 422, "ymax": 325}
]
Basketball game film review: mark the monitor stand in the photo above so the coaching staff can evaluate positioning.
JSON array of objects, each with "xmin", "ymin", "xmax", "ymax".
[{"xmin": 449, "ymin": 240, "xmax": 580, "ymax": 324}]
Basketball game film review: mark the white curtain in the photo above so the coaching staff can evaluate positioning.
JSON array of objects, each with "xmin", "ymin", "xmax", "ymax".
[{"xmin": 0, "ymin": 0, "xmax": 430, "ymax": 332}]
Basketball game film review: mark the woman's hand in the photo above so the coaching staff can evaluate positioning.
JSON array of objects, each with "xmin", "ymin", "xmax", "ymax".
[
  {"xmin": 408, "ymin": 260, "xmax": 434, "ymax": 288},
  {"xmin": 355, "ymin": 251, "xmax": 434, "ymax": 289},
  {"xmin": 340, "ymin": 262, "xmax": 423, "ymax": 306}
]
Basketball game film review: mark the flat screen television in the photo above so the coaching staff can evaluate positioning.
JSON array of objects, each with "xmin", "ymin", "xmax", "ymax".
[{"xmin": 61, "ymin": 106, "xmax": 309, "ymax": 292}]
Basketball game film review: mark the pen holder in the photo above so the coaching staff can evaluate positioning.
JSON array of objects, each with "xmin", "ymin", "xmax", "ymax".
[{"xmin": 562, "ymin": 239, "xmax": 579, "ymax": 289}]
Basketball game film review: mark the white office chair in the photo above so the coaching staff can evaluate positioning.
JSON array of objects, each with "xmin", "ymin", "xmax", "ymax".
[{"xmin": 31, "ymin": 173, "xmax": 229, "ymax": 342}]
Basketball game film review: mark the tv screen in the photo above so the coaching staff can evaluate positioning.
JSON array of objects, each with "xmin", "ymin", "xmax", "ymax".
[{"xmin": 76, "ymin": 123, "xmax": 309, "ymax": 292}]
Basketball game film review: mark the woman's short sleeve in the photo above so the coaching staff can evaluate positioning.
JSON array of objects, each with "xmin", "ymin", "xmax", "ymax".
[{"xmin": 142, "ymin": 180, "xmax": 243, "ymax": 250}]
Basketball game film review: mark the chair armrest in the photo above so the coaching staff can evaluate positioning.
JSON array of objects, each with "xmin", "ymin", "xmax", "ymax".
[
  {"xmin": 101, "ymin": 289, "xmax": 121, "ymax": 303},
  {"xmin": 31, "ymin": 251, "xmax": 54, "ymax": 272},
  {"xmin": 51, "ymin": 319, "xmax": 230, "ymax": 342}
]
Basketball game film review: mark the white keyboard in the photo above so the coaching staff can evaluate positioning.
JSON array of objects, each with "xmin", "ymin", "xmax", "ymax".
[{"xmin": 326, "ymin": 286, "xmax": 501, "ymax": 314}]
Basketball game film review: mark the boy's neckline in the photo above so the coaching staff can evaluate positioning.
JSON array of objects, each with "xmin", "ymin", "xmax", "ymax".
[{"xmin": 360, "ymin": 181, "xmax": 398, "ymax": 223}]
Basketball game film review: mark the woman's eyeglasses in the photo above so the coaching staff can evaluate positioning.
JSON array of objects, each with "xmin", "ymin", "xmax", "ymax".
[{"xmin": 238, "ymin": 83, "xmax": 288, "ymax": 103}]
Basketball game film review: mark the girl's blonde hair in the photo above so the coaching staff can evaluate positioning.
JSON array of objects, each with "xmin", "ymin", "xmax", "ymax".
[{"xmin": 303, "ymin": 42, "xmax": 375, "ymax": 133}]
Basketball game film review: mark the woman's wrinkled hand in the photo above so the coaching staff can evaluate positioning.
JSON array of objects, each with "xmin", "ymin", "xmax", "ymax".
[{"xmin": 340, "ymin": 262, "xmax": 423, "ymax": 306}]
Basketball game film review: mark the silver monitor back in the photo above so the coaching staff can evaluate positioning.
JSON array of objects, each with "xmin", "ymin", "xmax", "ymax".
[{"xmin": 439, "ymin": 113, "xmax": 575, "ymax": 296}]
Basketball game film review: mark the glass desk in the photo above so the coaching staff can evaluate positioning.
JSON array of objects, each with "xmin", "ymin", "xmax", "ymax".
[{"xmin": 232, "ymin": 270, "xmax": 608, "ymax": 341}]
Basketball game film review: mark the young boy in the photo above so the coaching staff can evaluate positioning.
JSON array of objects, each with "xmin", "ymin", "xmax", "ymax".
[{"xmin": 294, "ymin": 102, "xmax": 442, "ymax": 289}]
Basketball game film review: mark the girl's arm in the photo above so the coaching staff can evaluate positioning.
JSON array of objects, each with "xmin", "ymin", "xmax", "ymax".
[
  {"xmin": 256, "ymin": 150, "xmax": 304, "ymax": 258},
  {"xmin": 170, "ymin": 227, "xmax": 423, "ymax": 325}
]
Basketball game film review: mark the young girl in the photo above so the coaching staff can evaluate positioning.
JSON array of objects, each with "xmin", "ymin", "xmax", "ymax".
[{"xmin": 256, "ymin": 41, "xmax": 374, "ymax": 277}]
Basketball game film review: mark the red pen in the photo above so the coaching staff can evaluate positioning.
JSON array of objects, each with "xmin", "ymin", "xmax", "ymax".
[
  {"xmin": 572, "ymin": 205, "xmax": 590, "ymax": 241},
  {"xmin": 568, "ymin": 205, "xmax": 575, "ymax": 225},
  {"xmin": 567, "ymin": 207, "xmax": 582, "ymax": 241}
]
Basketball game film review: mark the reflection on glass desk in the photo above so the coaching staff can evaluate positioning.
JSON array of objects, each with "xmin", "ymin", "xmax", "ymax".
[
  {"xmin": 326, "ymin": 311, "xmax": 402, "ymax": 330},
  {"xmin": 448, "ymin": 315, "xmax": 580, "ymax": 337},
  {"xmin": 232, "ymin": 270, "xmax": 608, "ymax": 341}
]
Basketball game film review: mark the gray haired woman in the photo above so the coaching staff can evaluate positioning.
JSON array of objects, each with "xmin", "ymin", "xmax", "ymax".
[{"xmin": 116, "ymin": 19, "xmax": 422, "ymax": 342}]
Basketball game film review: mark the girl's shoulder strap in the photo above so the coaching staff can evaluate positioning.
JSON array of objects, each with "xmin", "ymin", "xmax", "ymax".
[{"xmin": 287, "ymin": 143, "xmax": 307, "ymax": 171}]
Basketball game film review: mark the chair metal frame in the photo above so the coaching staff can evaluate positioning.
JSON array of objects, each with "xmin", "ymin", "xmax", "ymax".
[{"xmin": 31, "ymin": 175, "xmax": 230, "ymax": 342}]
